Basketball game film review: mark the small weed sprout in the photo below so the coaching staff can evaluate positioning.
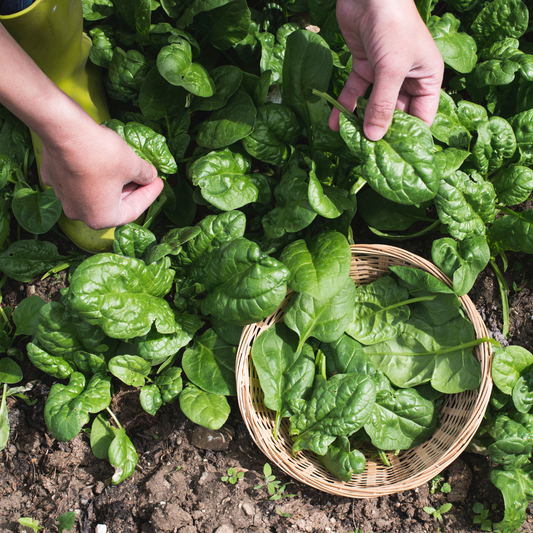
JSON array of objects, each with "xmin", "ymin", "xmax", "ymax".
[
  {"xmin": 221, "ymin": 467, "xmax": 244, "ymax": 484},
  {"xmin": 254, "ymin": 463, "xmax": 296, "ymax": 501},
  {"xmin": 423, "ymin": 503, "xmax": 452, "ymax": 522},
  {"xmin": 275, "ymin": 509, "xmax": 291, "ymax": 518},
  {"xmin": 473, "ymin": 502, "xmax": 493, "ymax": 531},
  {"xmin": 18, "ymin": 517, "xmax": 43, "ymax": 532},
  {"xmin": 430, "ymin": 473, "xmax": 451, "ymax": 494}
]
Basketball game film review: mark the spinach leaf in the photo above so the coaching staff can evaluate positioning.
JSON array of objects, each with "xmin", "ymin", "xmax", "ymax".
[
  {"xmin": 321, "ymin": 334, "xmax": 375, "ymax": 377},
  {"xmin": 288, "ymin": 373, "xmax": 376, "ymax": 455},
  {"xmin": 494, "ymin": 165, "xmax": 533, "ymax": 206},
  {"xmin": 182, "ymin": 329, "xmax": 237, "ymax": 396},
  {"xmin": 251, "ymin": 323, "xmax": 315, "ymax": 435},
  {"xmin": 316, "ymin": 436, "xmax": 366, "ymax": 482},
  {"xmin": 179, "ymin": 384, "xmax": 230, "ymax": 430},
  {"xmin": 340, "ymin": 111, "xmax": 440, "ymax": 205},
  {"xmin": 68, "ymin": 253, "xmax": 175, "ymax": 339},
  {"xmin": 113, "ymin": 223, "xmax": 157, "ymax": 259},
  {"xmin": 363, "ymin": 315, "xmax": 482, "ymax": 393},
  {"xmin": 12, "ymin": 184, "xmax": 62, "ymax": 235},
  {"xmin": 73, "ymin": 350, "xmax": 107, "ymax": 375},
  {"xmin": 26, "ymin": 341, "xmax": 75, "ymax": 379},
  {"xmin": 108, "ymin": 48, "xmax": 150, "ymax": 100},
  {"xmin": 90, "ymin": 414, "xmax": 117, "ymax": 459},
  {"xmin": 489, "ymin": 209, "xmax": 533, "ymax": 254},
  {"xmin": 108, "ymin": 355, "xmax": 151, "ymax": 386},
  {"xmin": 190, "ymin": 65, "xmax": 243, "ymax": 112},
  {"xmin": 492, "ymin": 346, "xmax": 533, "ymax": 394},
  {"xmin": 431, "ymin": 236, "xmax": 490, "ymax": 296},
  {"xmin": 190, "ymin": 149, "xmax": 269, "ymax": 210},
  {"xmin": 364, "ymin": 387, "xmax": 438, "ymax": 450},
  {"xmin": 0, "ymin": 358, "xmax": 23, "ymax": 384},
  {"xmin": 284, "ymin": 276, "xmax": 357, "ymax": 352},
  {"xmin": 346, "ymin": 276, "xmax": 411, "ymax": 345},
  {"xmin": 140, "ymin": 384, "xmax": 163, "ymax": 415},
  {"xmin": 44, "ymin": 372, "xmax": 112, "ymax": 441},
  {"xmin": 197, "ymin": 90, "xmax": 256, "ymax": 149},
  {"xmin": 109, "ymin": 429, "xmax": 139, "ymax": 484},
  {"xmin": 279, "ymin": 231, "xmax": 351, "ymax": 301},
  {"xmin": 154, "ymin": 367, "xmax": 183, "ymax": 403},
  {"xmin": 0, "ymin": 241, "xmax": 66, "ymax": 283},
  {"xmin": 513, "ymin": 369, "xmax": 533, "ymax": 413},
  {"xmin": 201, "ymin": 237, "xmax": 290, "ymax": 325},
  {"xmin": 12, "ymin": 295, "xmax": 46, "ymax": 338}
]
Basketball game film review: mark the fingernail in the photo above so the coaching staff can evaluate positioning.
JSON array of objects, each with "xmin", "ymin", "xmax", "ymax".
[{"xmin": 365, "ymin": 125, "xmax": 385, "ymax": 141}]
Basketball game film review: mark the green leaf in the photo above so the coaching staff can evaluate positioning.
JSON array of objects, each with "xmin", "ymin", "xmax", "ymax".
[
  {"xmin": 363, "ymin": 315, "xmax": 481, "ymax": 393},
  {"xmin": 27, "ymin": 341, "xmax": 75, "ymax": 379},
  {"xmin": 109, "ymin": 429, "xmax": 139, "ymax": 484},
  {"xmin": 428, "ymin": 13, "xmax": 477, "ymax": 73},
  {"xmin": 0, "ymin": 385, "xmax": 9, "ymax": 452},
  {"xmin": 251, "ymin": 323, "xmax": 315, "ymax": 429},
  {"xmin": 308, "ymin": 167, "xmax": 352, "ymax": 219},
  {"xmin": 104, "ymin": 120, "xmax": 177, "ymax": 174},
  {"xmin": 494, "ymin": 165, "xmax": 533, "ymax": 206},
  {"xmin": 201, "ymin": 237, "xmax": 290, "ymax": 325},
  {"xmin": 316, "ymin": 436, "xmax": 366, "ymax": 482},
  {"xmin": 113, "ymin": 223, "xmax": 156, "ymax": 259},
  {"xmin": 157, "ymin": 41, "xmax": 215, "ymax": 97},
  {"xmin": 109, "ymin": 355, "xmax": 151, "ymax": 386},
  {"xmin": 190, "ymin": 65, "xmax": 243, "ymax": 112},
  {"xmin": 12, "ymin": 295, "xmax": 46, "ymax": 337},
  {"xmin": 112, "ymin": 0, "xmax": 151, "ymax": 34},
  {"xmin": 17, "ymin": 518, "xmax": 42, "ymax": 532},
  {"xmin": 0, "ymin": 240, "xmax": 66, "ymax": 283},
  {"xmin": 471, "ymin": 0, "xmax": 529, "ymax": 50},
  {"xmin": 492, "ymin": 346, "xmax": 533, "ymax": 394},
  {"xmin": 73, "ymin": 350, "xmax": 107, "ymax": 375},
  {"xmin": 182, "ymin": 329, "xmax": 237, "ymax": 396},
  {"xmin": 44, "ymin": 372, "xmax": 112, "ymax": 441},
  {"xmin": 489, "ymin": 209, "xmax": 533, "ymax": 254},
  {"xmin": 282, "ymin": 30, "xmax": 332, "ymax": 127},
  {"xmin": 431, "ymin": 236, "xmax": 490, "ymax": 296},
  {"xmin": 512, "ymin": 368, "xmax": 533, "ymax": 413},
  {"xmin": 68, "ymin": 253, "xmax": 175, "ymax": 339},
  {"xmin": 340, "ymin": 111, "xmax": 440, "ymax": 205},
  {"xmin": 12, "ymin": 185, "xmax": 62, "ymax": 235},
  {"xmin": 321, "ymin": 334, "xmax": 375, "ymax": 377},
  {"xmin": 190, "ymin": 149, "xmax": 269, "ymax": 210},
  {"xmin": 431, "ymin": 91, "xmax": 472, "ymax": 149},
  {"xmin": 179, "ymin": 384, "xmax": 230, "ymax": 430},
  {"xmin": 284, "ymin": 276, "xmax": 357, "ymax": 352},
  {"xmin": 109, "ymin": 48, "xmax": 150, "ymax": 100},
  {"xmin": 345, "ymin": 276, "xmax": 411, "ymax": 345},
  {"xmin": 140, "ymin": 384, "xmax": 163, "ymax": 415},
  {"xmin": 197, "ymin": 90, "xmax": 256, "ymax": 149},
  {"xmin": 154, "ymin": 367, "xmax": 183, "ymax": 403},
  {"xmin": 90, "ymin": 415, "xmax": 116, "ymax": 459},
  {"xmin": 364, "ymin": 387, "xmax": 438, "ymax": 450},
  {"xmin": 139, "ymin": 67, "xmax": 187, "ymax": 121},
  {"xmin": 279, "ymin": 231, "xmax": 352, "ymax": 301},
  {"xmin": 289, "ymin": 374, "xmax": 377, "ymax": 455},
  {"xmin": 56, "ymin": 511, "xmax": 76, "ymax": 532},
  {"xmin": 0, "ymin": 358, "xmax": 23, "ymax": 384}
]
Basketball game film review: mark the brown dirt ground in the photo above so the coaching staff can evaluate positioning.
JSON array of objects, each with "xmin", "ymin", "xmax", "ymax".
[{"xmin": 1, "ymin": 226, "xmax": 533, "ymax": 533}]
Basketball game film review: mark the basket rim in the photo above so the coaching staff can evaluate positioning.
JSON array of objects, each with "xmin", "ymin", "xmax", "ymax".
[{"xmin": 236, "ymin": 244, "xmax": 493, "ymax": 498}]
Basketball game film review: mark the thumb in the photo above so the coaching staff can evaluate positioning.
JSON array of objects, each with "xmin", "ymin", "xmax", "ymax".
[
  {"xmin": 363, "ymin": 69, "xmax": 405, "ymax": 141},
  {"xmin": 132, "ymin": 157, "xmax": 159, "ymax": 186},
  {"xmin": 117, "ymin": 178, "xmax": 164, "ymax": 226}
]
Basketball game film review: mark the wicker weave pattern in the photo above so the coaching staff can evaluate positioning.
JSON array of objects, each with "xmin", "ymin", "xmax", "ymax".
[{"xmin": 236, "ymin": 245, "xmax": 492, "ymax": 498}]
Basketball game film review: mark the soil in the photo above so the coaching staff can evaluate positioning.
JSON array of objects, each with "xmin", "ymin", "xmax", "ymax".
[{"xmin": 1, "ymin": 224, "xmax": 533, "ymax": 533}]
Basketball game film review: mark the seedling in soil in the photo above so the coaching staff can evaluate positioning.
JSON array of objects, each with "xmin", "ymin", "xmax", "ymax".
[
  {"xmin": 275, "ymin": 509, "xmax": 291, "ymax": 518},
  {"xmin": 423, "ymin": 503, "xmax": 452, "ymax": 522},
  {"xmin": 221, "ymin": 467, "xmax": 244, "ymax": 484},
  {"xmin": 430, "ymin": 473, "xmax": 451, "ymax": 494},
  {"xmin": 254, "ymin": 463, "xmax": 296, "ymax": 501},
  {"xmin": 18, "ymin": 517, "xmax": 43, "ymax": 532},
  {"xmin": 0, "ymin": 357, "xmax": 23, "ymax": 451},
  {"xmin": 473, "ymin": 502, "xmax": 493, "ymax": 531},
  {"xmin": 55, "ymin": 511, "xmax": 76, "ymax": 532}
]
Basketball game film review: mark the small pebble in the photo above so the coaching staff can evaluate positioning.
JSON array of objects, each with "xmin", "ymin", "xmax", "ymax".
[
  {"xmin": 95, "ymin": 526, "xmax": 107, "ymax": 533},
  {"xmin": 242, "ymin": 503, "xmax": 254, "ymax": 516},
  {"xmin": 214, "ymin": 526, "xmax": 234, "ymax": 533}
]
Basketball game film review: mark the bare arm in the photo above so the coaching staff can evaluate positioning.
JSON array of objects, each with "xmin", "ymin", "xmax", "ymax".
[
  {"xmin": 0, "ymin": 23, "xmax": 163, "ymax": 230},
  {"xmin": 329, "ymin": 0, "xmax": 444, "ymax": 140}
]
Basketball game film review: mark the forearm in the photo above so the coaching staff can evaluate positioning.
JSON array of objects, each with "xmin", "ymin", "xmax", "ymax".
[{"xmin": 0, "ymin": 23, "xmax": 93, "ymax": 147}]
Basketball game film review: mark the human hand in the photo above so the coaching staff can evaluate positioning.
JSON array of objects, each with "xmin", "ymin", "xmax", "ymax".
[
  {"xmin": 329, "ymin": 0, "xmax": 444, "ymax": 140},
  {"xmin": 39, "ymin": 115, "xmax": 164, "ymax": 230}
]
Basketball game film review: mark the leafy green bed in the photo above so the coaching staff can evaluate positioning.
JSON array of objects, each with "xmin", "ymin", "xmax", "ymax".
[{"xmin": 1, "ymin": 0, "xmax": 533, "ymax": 530}]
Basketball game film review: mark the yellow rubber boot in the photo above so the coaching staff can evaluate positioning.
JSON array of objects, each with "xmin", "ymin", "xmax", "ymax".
[{"xmin": 0, "ymin": 0, "xmax": 115, "ymax": 253}]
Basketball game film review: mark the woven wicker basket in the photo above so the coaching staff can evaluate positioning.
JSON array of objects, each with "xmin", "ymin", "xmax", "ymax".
[{"xmin": 236, "ymin": 244, "xmax": 493, "ymax": 498}]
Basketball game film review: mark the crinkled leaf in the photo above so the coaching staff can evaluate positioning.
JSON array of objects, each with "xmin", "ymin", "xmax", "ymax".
[
  {"xmin": 140, "ymin": 384, "xmax": 163, "ymax": 415},
  {"xmin": 288, "ymin": 374, "xmax": 376, "ymax": 455},
  {"xmin": 494, "ymin": 165, "xmax": 533, "ymax": 206},
  {"xmin": 489, "ymin": 209, "xmax": 533, "ymax": 254},
  {"xmin": 321, "ymin": 334, "xmax": 376, "ymax": 377},
  {"xmin": 113, "ymin": 223, "xmax": 157, "ymax": 259},
  {"xmin": 201, "ymin": 237, "xmax": 290, "ymax": 325},
  {"xmin": 90, "ymin": 414, "xmax": 117, "ymax": 459},
  {"xmin": 109, "ymin": 48, "xmax": 150, "ymax": 100},
  {"xmin": 431, "ymin": 91, "xmax": 472, "ymax": 148},
  {"xmin": 154, "ymin": 367, "xmax": 183, "ymax": 403},
  {"xmin": 139, "ymin": 67, "xmax": 187, "ymax": 121},
  {"xmin": 512, "ymin": 369, "xmax": 533, "ymax": 413},
  {"xmin": 340, "ymin": 111, "xmax": 440, "ymax": 205},
  {"xmin": 364, "ymin": 387, "xmax": 438, "ymax": 450},
  {"xmin": 27, "ymin": 341, "xmax": 75, "ymax": 379},
  {"xmin": 44, "ymin": 372, "xmax": 112, "ymax": 441},
  {"xmin": 316, "ymin": 436, "xmax": 366, "ymax": 482},
  {"xmin": 73, "ymin": 350, "xmax": 107, "ymax": 375},
  {"xmin": 68, "ymin": 253, "xmax": 175, "ymax": 339},
  {"xmin": 279, "ymin": 231, "xmax": 351, "ymax": 300},
  {"xmin": 190, "ymin": 65, "xmax": 243, "ymax": 112}
]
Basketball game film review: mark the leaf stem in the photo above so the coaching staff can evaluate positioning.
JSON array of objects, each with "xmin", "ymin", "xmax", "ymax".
[
  {"xmin": 490, "ymin": 259, "xmax": 510, "ymax": 338},
  {"xmin": 311, "ymin": 89, "xmax": 362, "ymax": 125},
  {"xmin": 495, "ymin": 205, "xmax": 522, "ymax": 219},
  {"xmin": 106, "ymin": 407, "xmax": 123, "ymax": 430}
]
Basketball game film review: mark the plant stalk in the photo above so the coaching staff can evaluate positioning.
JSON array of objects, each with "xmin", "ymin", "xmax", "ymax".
[{"xmin": 490, "ymin": 259, "xmax": 510, "ymax": 338}]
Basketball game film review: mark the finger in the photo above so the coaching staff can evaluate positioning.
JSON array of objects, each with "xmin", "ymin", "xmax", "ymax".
[
  {"xmin": 396, "ymin": 91, "xmax": 411, "ymax": 113},
  {"xmin": 130, "ymin": 157, "xmax": 159, "ymax": 186},
  {"xmin": 364, "ymin": 66, "xmax": 407, "ymax": 140},
  {"xmin": 328, "ymin": 70, "xmax": 370, "ymax": 131},
  {"xmin": 116, "ymin": 178, "xmax": 164, "ymax": 226},
  {"xmin": 407, "ymin": 88, "xmax": 442, "ymax": 128}
]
